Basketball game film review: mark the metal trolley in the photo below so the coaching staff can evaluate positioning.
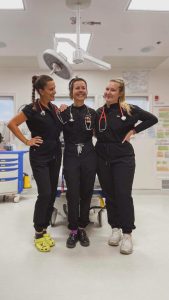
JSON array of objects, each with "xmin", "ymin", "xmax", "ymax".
[{"xmin": 51, "ymin": 186, "xmax": 106, "ymax": 227}]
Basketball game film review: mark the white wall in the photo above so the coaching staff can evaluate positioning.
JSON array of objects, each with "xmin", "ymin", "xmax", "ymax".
[{"xmin": 0, "ymin": 67, "xmax": 166, "ymax": 189}]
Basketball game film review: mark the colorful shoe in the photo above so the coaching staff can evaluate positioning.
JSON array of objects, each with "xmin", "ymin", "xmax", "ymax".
[
  {"xmin": 34, "ymin": 237, "xmax": 51, "ymax": 252},
  {"xmin": 43, "ymin": 233, "xmax": 55, "ymax": 247}
]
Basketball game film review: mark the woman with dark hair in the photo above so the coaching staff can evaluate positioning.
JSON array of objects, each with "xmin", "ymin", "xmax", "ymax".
[
  {"xmin": 8, "ymin": 75, "xmax": 62, "ymax": 252},
  {"xmin": 95, "ymin": 79, "xmax": 158, "ymax": 255},
  {"xmin": 60, "ymin": 77, "xmax": 97, "ymax": 248}
]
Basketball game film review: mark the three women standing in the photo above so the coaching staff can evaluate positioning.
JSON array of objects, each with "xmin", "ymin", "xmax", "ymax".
[{"xmin": 8, "ymin": 75, "xmax": 158, "ymax": 255}]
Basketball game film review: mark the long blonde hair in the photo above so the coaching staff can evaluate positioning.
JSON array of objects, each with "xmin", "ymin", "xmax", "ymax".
[{"xmin": 110, "ymin": 79, "xmax": 132, "ymax": 115}]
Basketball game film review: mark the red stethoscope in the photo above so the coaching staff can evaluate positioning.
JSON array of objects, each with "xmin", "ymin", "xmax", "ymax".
[{"xmin": 99, "ymin": 103, "xmax": 126, "ymax": 132}]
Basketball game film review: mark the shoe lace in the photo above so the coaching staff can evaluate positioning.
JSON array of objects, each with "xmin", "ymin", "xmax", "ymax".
[
  {"xmin": 70, "ymin": 233, "xmax": 77, "ymax": 240},
  {"xmin": 79, "ymin": 229, "xmax": 86, "ymax": 238}
]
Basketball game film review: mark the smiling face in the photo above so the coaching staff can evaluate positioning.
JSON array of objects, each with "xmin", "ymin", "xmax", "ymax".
[
  {"xmin": 70, "ymin": 79, "xmax": 88, "ymax": 105},
  {"xmin": 104, "ymin": 81, "xmax": 122, "ymax": 105},
  {"xmin": 39, "ymin": 80, "xmax": 56, "ymax": 102}
]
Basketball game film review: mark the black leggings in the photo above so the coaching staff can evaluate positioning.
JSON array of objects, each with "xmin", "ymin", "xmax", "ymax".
[
  {"xmin": 97, "ymin": 155, "xmax": 136, "ymax": 233},
  {"xmin": 30, "ymin": 155, "xmax": 61, "ymax": 232}
]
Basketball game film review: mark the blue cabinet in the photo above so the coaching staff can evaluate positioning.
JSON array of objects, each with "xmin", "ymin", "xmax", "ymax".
[{"xmin": 0, "ymin": 150, "xmax": 28, "ymax": 201}]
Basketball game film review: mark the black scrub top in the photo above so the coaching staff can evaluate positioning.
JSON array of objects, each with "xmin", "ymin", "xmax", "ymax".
[
  {"xmin": 95, "ymin": 103, "xmax": 158, "ymax": 161},
  {"xmin": 22, "ymin": 101, "xmax": 62, "ymax": 160},
  {"xmin": 60, "ymin": 104, "xmax": 96, "ymax": 156}
]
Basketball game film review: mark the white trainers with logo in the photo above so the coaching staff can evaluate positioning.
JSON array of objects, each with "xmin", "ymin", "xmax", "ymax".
[
  {"xmin": 108, "ymin": 228, "xmax": 122, "ymax": 246},
  {"xmin": 120, "ymin": 234, "xmax": 133, "ymax": 254}
]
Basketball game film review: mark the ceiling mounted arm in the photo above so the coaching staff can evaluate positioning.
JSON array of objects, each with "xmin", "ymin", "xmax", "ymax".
[
  {"xmin": 43, "ymin": 0, "xmax": 111, "ymax": 75},
  {"xmin": 68, "ymin": 0, "xmax": 111, "ymax": 70},
  {"xmin": 54, "ymin": 36, "xmax": 111, "ymax": 69},
  {"xmin": 75, "ymin": 4, "xmax": 81, "ymax": 50},
  {"xmin": 54, "ymin": 37, "xmax": 77, "ymax": 50},
  {"xmin": 83, "ymin": 53, "xmax": 111, "ymax": 70}
]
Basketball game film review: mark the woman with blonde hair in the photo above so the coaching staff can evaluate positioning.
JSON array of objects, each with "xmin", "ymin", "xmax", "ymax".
[{"xmin": 95, "ymin": 79, "xmax": 158, "ymax": 254}]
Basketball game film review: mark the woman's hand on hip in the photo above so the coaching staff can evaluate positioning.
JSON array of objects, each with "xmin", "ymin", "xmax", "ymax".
[
  {"xmin": 26, "ymin": 136, "xmax": 43, "ymax": 147},
  {"xmin": 122, "ymin": 130, "xmax": 135, "ymax": 144}
]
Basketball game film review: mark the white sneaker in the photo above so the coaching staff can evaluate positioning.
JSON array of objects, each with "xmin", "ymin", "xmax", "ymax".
[
  {"xmin": 120, "ymin": 234, "xmax": 133, "ymax": 255},
  {"xmin": 108, "ymin": 228, "xmax": 122, "ymax": 246}
]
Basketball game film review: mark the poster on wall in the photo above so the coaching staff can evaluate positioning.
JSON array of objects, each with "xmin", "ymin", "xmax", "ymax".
[
  {"xmin": 155, "ymin": 107, "xmax": 169, "ymax": 177},
  {"xmin": 123, "ymin": 71, "xmax": 149, "ymax": 94}
]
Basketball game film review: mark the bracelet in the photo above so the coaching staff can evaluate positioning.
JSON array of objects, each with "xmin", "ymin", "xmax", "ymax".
[{"xmin": 24, "ymin": 139, "xmax": 29, "ymax": 145}]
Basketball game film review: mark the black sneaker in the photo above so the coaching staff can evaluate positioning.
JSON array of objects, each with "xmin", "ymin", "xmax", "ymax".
[
  {"xmin": 66, "ymin": 233, "xmax": 78, "ymax": 248},
  {"xmin": 78, "ymin": 229, "xmax": 90, "ymax": 247}
]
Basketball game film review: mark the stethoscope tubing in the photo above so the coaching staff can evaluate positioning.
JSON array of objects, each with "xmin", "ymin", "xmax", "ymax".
[
  {"xmin": 69, "ymin": 105, "xmax": 92, "ymax": 130},
  {"xmin": 38, "ymin": 100, "xmax": 92, "ymax": 130},
  {"xmin": 99, "ymin": 104, "xmax": 126, "ymax": 132}
]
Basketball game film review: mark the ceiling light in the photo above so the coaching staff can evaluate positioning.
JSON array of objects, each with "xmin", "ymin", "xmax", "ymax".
[
  {"xmin": 128, "ymin": 0, "xmax": 169, "ymax": 11},
  {"xmin": 0, "ymin": 0, "xmax": 24, "ymax": 10}
]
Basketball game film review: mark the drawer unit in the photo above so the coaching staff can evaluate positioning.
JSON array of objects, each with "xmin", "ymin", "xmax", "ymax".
[
  {"xmin": 0, "ymin": 150, "xmax": 28, "ymax": 197},
  {"xmin": 0, "ymin": 154, "xmax": 18, "ymax": 160},
  {"xmin": 0, "ymin": 163, "xmax": 18, "ymax": 168},
  {"xmin": 0, "ymin": 178, "xmax": 18, "ymax": 193},
  {"xmin": 0, "ymin": 168, "xmax": 18, "ymax": 178}
]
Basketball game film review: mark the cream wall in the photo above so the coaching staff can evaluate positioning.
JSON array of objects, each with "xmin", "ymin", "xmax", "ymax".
[{"xmin": 0, "ymin": 67, "xmax": 166, "ymax": 189}]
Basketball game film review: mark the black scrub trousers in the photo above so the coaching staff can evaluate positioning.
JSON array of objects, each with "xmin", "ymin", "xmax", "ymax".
[
  {"xmin": 22, "ymin": 101, "xmax": 62, "ymax": 232},
  {"xmin": 60, "ymin": 105, "xmax": 97, "ymax": 230},
  {"xmin": 95, "ymin": 103, "xmax": 158, "ymax": 233}
]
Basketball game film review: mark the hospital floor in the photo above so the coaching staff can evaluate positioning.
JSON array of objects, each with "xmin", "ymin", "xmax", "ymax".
[{"xmin": 0, "ymin": 187, "xmax": 169, "ymax": 300}]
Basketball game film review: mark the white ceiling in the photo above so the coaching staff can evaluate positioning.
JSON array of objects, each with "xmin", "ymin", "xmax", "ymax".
[{"xmin": 0, "ymin": 0, "xmax": 169, "ymax": 71}]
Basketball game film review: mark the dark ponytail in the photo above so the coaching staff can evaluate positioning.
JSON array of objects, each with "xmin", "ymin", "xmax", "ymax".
[
  {"xmin": 31, "ymin": 74, "xmax": 54, "ymax": 104},
  {"xmin": 32, "ymin": 75, "xmax": 39, "ymax": 104}
]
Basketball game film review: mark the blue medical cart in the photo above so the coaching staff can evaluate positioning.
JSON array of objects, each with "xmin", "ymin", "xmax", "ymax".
[{"xmin": 0, "ymin": 150, "xmax": 28, "ymax": 202}]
